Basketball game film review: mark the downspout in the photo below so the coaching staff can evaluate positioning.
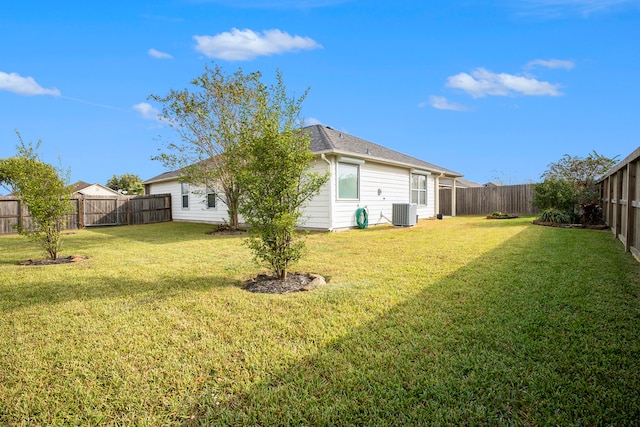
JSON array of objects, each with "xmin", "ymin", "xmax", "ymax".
[
  {"xmin": 321, "ymin": 154, "xmax": 334, "ymax": 231},
  {"xmin": 435, "ymin": 172, "xmax": 444, "ymax": 217},
  {"xmin": 451, "ymin": 176, "xmax": 457, "ymax": 217}
]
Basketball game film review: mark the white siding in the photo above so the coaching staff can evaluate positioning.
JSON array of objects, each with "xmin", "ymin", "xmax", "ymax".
[
  {"xmin": 319, "ymin": 156, "xmax": 437, "ymax": 230},
  {"xmin": 416, "ymin": 174, "xmax": 436, "ymax": 219},
  {"xmin": 149, "ymin": 181, "xmax": 230, "ymax": 224},
  {"xmin": 331, "ymin": 161, "xmax": 410, "ymax": 229},
  {"xmin": 299, "ymin": 159, "xmax": 332, "ymax": 230},
  {"xmin": 76, "ymin": 184, "xmax": 120, "ymax": 196},
  {"xmin": 148, "ymin": 155, "xmax": 437, "ymax": 231}
]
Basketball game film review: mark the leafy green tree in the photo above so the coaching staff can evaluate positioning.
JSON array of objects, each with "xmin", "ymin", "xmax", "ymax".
[
  {"xmin": 150, "ymin": 64, "xmax": 261, "ymax": 229},
  {"xmin": 106, "ymin": 173, "xmax": 144, "ymax": 195},
  {"xmin": 542, "ymin": 151, "xmax": 618, "ymax": 189},
  {"xmin": 0, "ymin": 133, "xmax": 74, "ymax": 259},
  {"xmin": 535, "ymin": 151, "xmax": 618, "ymax": 224},
  {"xmin": 237, "ymin": 71, "xmax": 328, "ymax": 280},
  {"xmin": 532, "ymin": 177, "xmax": 576, "ymax": 211}
]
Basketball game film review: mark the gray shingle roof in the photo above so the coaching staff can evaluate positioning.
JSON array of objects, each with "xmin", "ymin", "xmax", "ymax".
[
  {"xmin": 305, "ymin": 125, "xmax": 461, "ymax": 177},
  {"xmin": 143, "ymin": 169, "xmax": 180, "ymax": 184},
  {"xmin": 145, "ymin": 124, "xmax": 461, "ymax": 183}
]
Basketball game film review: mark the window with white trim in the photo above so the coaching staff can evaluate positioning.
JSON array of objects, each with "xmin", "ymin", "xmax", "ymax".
[
  {"xmin": 206, "ymin": 188, "xmax": 216, "ymax": 209},
  {"xmin": 338, "ymin": 162, "xmax": 359, "ymax": 200},
  {"xmin": 181, "ymin": 182, "xmax": 189, "ymax": 209},
  {"xmin": 411, "ymin": 174, "xmax": 427, "ymax": 205}
]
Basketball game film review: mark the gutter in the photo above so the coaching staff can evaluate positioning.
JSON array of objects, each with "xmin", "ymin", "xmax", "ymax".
[
  {"xmin": 313, "ymin": 149, "xmax": 462, "ymax": 178},
  {"xmin": 321, "ymin": 154, "xmax": 334, "ymax": 231}
]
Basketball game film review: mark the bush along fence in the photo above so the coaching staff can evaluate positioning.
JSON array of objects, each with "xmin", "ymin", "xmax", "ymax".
[
  {"xmin": 0, "ymin": 193, "xmax": 172, "ymax": 235},
  {"xmin": 598, "ymin": 146, "xmax": 640, "ymax": 260},
  {"xmin": 439, "ymin": 184, "xmax": 539, "ymax": 217}
]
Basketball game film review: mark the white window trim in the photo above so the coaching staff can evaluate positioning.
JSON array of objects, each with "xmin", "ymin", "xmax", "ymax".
[
  {"xmin": 411, "ymin": 173, "xmax": 428, "ymax": 206},
  {"xmin": 337, "ymin": 161, "xmax": 360, "ymax": 200},
  {"xmin": 338, "ymin": 156, "xmax": 365, "ymax": 165},
  {"xmin": 181, "ymin": 183, "xmax": 190, "ymax": 209},
  {"xmin": 206, "ymin": 189, "xmax": 217, "ymax": 209}
]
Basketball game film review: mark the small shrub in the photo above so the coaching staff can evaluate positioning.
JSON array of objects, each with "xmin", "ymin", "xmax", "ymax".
[
  {"xmin": 580, "ymin": 202, "xmax": 603, "ymax": 225},
  {"xmin": 537, "ymin": 208, "xmax": 573, "ymax": 224}
]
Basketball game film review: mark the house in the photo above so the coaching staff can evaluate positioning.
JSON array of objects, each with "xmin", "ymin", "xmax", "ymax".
[
  {"xmin": 71, "ymin": 181, "xmax": 122, "ymax": 196},
  {"xmin": 143, "ymin": 125, "xmax": 462, "ymax": 231},
  {"xmin": 439, "ymin": 177, "xmax": 482, "ymax": 189}
]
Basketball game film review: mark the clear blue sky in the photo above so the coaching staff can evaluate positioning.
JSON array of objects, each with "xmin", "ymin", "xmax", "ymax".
[{"xmin": 1, "ymin": 0, "xmax": 639, "ymax": 190}]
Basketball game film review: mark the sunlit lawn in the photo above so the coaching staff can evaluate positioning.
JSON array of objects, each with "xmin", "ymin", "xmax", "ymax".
[{"xmin": 1, "ymin": 216, "xmax": 639, "ymax": 425}]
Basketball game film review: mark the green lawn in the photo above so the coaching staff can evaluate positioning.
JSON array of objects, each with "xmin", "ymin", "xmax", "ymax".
[{"xmin": 1, "ymin": 217, "xmax": 639, "ymax": 425}]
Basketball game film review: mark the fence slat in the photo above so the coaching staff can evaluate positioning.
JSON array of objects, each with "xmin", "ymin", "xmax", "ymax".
[
  {"xmin": 0, "ymin": 194, "xmax": 172, "ymax": 235},
  {"xmin": 439, "ymin": 184, "xmax": 539, "ymax": 216}
]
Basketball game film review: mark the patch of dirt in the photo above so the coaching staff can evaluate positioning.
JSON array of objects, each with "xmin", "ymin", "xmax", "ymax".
[
  {"xmin": 19, "ymin": 255, "xmax": 88, "ymax": 266},
  {"xmin": 243, "ymin": 273, "xmax": 327, "ymax": 294},
  {"xmin": 486, "ymin": 214, "xmax": 519, "ymax": 219}
]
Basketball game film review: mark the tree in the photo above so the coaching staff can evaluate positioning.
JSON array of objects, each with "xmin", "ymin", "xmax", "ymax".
[
  {"xmin": 106, "ymin": 173, "xmax": 144, "ymax": 195},
  {"xmin": 532, "ymin": 177, "xmax": 577, "ymax": 212},
  {"xmin": 237, "ymin": 71, "xmax": 328, "ymax": 280},
  {"xmin": 542, "ymin": 151, "xmax": 618, "ymax": 188},
  {"xmin": 535, "ymin": 151, "xmax": 618, "ymax": 224},
  {"xmin": 0, "ymin": 133, "xmax": 74, "ymax": 259},
  {"xmin": 150, "ymin": 64, "xmax": 261, "ymax": 229}
]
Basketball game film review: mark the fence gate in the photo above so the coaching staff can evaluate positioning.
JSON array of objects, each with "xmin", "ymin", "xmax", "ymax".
[{"xmin": 82, "ymin": 197, "xmax": 124, "ymax": 226}]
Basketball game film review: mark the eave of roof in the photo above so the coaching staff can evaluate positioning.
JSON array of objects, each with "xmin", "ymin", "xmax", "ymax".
[
  {"xmin": 144, "ymin": 125, "xmax": 463, "ymax": 182},
  {"xmin": 306, "ymin": 125, "xmax": 462, "ymax": 177}
]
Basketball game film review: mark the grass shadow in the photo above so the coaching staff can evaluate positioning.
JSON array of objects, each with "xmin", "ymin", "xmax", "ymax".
[
  {"xmin": 188, "ymin": 224, "xmax": 640, "ymax": 425},
  {"xmin": 0, "ymin": 270, "xmax": 241, "ymax": 313}
]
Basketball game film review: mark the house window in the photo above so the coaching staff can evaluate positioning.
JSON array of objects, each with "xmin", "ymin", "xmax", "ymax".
[
  {"xmin": 181, "ymin": 183, "xmax": 189, "ymax": 209},
  {"xmin": 338, "ymin": 162, "xmax": 359, "ymax": 199},
  {"xmin": 206, "ymin": 188, "xmax": 216, "ymax": 209},
  {"xmin": 411, "ymin": 174, "xmax": 427, "ymax": 205}
]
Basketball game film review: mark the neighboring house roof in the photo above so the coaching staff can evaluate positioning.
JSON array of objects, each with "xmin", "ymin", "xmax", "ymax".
[
  {"xmin": 144, "ymin": 124, "xmax": 462, "ymax": 183},
  {"xmin": 71, "ymin": 181, "xmax": 121, "ymax": 196},
  {"xmin": 71, "ymin": 181, "xmax": 92, "ymax": 192},
  {"xmin": 440, "ymin": 177, "xmax": 482, "ymax": 188}
]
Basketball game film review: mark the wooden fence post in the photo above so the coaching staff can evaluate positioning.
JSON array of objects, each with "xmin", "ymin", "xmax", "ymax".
[
  {"xmin": 77, "ymin": 196, "xmax": 84, "ymax": 229},
  {"xmin": 16, "ymin": 199, "xmax": 22, "ymax": 230},
  {"xmin": 626, "ymin": 162, "xmax": 636, "ymax": 253}
]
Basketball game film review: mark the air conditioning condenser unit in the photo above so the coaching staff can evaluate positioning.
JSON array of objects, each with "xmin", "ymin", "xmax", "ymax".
[{"xmin": 392, "ymin": 203, "xmax": 417, "ymax": 227}]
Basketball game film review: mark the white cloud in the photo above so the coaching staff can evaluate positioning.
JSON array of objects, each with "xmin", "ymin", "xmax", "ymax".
[
  {"xmin": 194, "ymin": 28, "xmax": 322, "ymax": 61},
  {"xmin": 304, "ymin": 117, "xmax": 322, "ymax": 126},
  {"xmin": 148, "ymin": 48, "xmax": 173, "ymax": 59},
  {"xmin": 526, "ymin": 58, "xmax": 575, "ymax": 69},
  {"xmin": 446, "ymin": 68, "xmax": 562, "ymax": 98},
  {"xmin": 0, "ymin": 71, "xmax": 60, "ymax": 96},
  {"xmin": 428, "ymin": 96, "xmax": 468, "ymax": 112},
  {"xmin": 133, "ymin": 102, "xmax": 161, "ymax": 121}
]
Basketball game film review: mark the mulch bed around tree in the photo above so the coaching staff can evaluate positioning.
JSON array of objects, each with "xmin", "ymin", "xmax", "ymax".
[
  {"xmin": 206, "ymin": 225, "xmax": 247, "ymax": 236},
  {"xmin": 243, "ymin": 273, "xmax": 327, "ymax": 294},
  {"xmin": 531, "ymin": 221, "xmax": 609, "ymax": 230},
  {"xmin": 19, "ymin": 255, "xmax": 88, "ymax": 266}
]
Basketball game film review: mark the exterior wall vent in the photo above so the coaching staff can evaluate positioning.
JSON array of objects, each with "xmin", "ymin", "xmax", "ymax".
[{"xmin": 392, "ymin": 203, "xmax": 417, "ymax": 227}]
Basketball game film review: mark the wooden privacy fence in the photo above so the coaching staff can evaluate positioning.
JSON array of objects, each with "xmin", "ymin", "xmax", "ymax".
[
  {"xmin": 0, "ymin": 193, "xmax": 172, "ymax": 235},
  {"xmin": 439, "ymin": 184, "xmax": 539, "ymax": 216},
  {"xmin": 598, "ymin": 146, "xmax": 640, "ymax": 260}
]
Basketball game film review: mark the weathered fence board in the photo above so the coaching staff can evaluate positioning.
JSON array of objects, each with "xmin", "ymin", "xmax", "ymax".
[
  {"xmin": 599, "ymin": 146, "xmax": 640, "ymax": 260},
  {"xmin": 439, "ymin": 184, "xmax": 538, "ymax": 216},
  {"xmin": 0, "ymin": 194, "xmax": 171, "ymax": 235}
]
